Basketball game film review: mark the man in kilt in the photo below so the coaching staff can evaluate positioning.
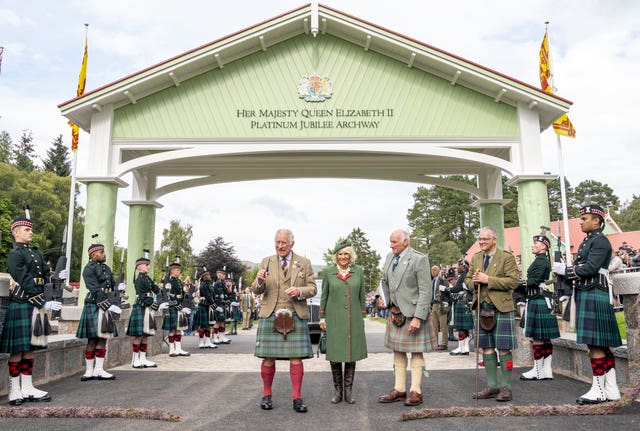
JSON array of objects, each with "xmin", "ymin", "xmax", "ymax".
[
  {"xmin": 552, "ymin": 204, "xmax": 622, "ymax": 404},
  {"xmin": 211, "ymin": 269, "xmax": 231, "ymax": 345},
  {"xmin": 193, "ymin": 268, "xmax": 216, "ymax": 349},
  {"xmin": 465, "ymin": 226, "xmax": 519, "ymax": 402},
  {"xmin": 520, "ymin": 234, "xmax": 560, "ymax": 381},
  {"xmin": 377, "ymin": 229, "xmax": 435, "ymax": 407},
  {"xmin": 251, "ymin": 228, "xmax": 317, "ymax": 413},
  {"xmin": 431, "ymin": 265, "xmax": 450, "ymax": 351},
  {"xmin": 126, "ymin": 255, "xmax": 160, "ymax": 368},
  {"xmin": 162, "ymin": 260, "xmax": 191, "ymax": 357},
  {"xmin": 449, "ymin": 262, "xmax": 474, "ymax": 356},
  {"xmin": 1, "ymin": 215, "xmax": 63, "ymax": 405},
  {"xmin": 77, "ymin": 240, "xmax": 125, "ymax": 381}
]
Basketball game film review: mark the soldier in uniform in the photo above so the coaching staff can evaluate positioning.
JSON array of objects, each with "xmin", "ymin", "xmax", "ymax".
[
  {"xmin": 449, "ymin": 261, "xmax": 474, "ymax": 356},
  {"xmin": 211, "ymin": 268, "xmax": 231, "ymax": 344},
  {"xmin": 126, "ymin": 253, "xmax": 160, "ymax": 368},
  {"xmin": 1, "ymin": 213, "xmax": 63, "ymax": 405},
  {"xmin": 161, "ymin": 259, "xmax": 191, "ymax": 357},
  {"xmin": 77, "ymin": 237, "xmax": 125, "ymax": 381},
  {"xmin": 193, "ymin": 268, "xmax": 216, "ymax": 349},
  {"xmin": 552, "ymin": 204, "xmax": 622, "ymax": 404},
  {"xmin": 465, "ymin": 226, "xmax": 519, "ymax": 402},
  {"xmin": 252, "ymin": 228, "xmax": 317, "ymax": 413},
  {"xmin": 226, "ymin": 278, "xmax": 241, "ymax": 336},
  {"xmin": 520, "ymin": 234, "xmax": 560, "ymax": 381},
  {"xmin": 431, "ymin": 265, "xmax": 450, "ymax": 351}
]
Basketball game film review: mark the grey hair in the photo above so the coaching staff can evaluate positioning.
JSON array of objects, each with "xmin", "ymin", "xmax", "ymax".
[
  {"xmin": 479, "ymin": 226, "xmax": 498, "ymax": 239},
  {"xmin": 393, "ymin": 229, "xmax": 410, "ymax": 241},
  {"xmin": 331, "ymin": 246, "xmax": 357, "ymax": 265},
  {"xmin": 275, "ymin": 228, "xmax": 295, "ymax": 243}
]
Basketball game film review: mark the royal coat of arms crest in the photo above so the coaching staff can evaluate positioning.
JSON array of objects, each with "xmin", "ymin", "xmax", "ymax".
[{"xmin": 297, "ymin": 74, "xmax": 332, "ymax": 102}]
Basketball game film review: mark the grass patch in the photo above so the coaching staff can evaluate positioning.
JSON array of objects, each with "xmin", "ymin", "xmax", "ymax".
[{"xmin": 616, "ymin": 311, "xmax": 626, "ymax": 340}]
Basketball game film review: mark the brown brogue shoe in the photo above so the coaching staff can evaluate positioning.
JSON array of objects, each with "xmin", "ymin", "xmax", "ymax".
[
  {"xmin": 473, "ymin": 386, "xmax": 500, "ymax": 399},
  {"xmin": 404, "ymin": 391, "xmax": 423, "ymax": 406},
  {"xmin": 496, "ymin": 387, "xmax": 512, "ymax": 402},
  {"xmin": 378, "ymin": 389, "xmax": 407, "ymax": 403}
]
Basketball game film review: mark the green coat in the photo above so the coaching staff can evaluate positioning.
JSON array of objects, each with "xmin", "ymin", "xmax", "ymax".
[{"xmin": 320, "ymin": 264, "xmax": 368, "ymax": 363}]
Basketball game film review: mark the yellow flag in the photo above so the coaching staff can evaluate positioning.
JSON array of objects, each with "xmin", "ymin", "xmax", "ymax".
[
  {"xmin": 539, "ymin": 29, "xmax": 576, "ymax": 138},
  {"xmin": 71, "ymin": 26, "xmax": 88, "ymax": 152}
]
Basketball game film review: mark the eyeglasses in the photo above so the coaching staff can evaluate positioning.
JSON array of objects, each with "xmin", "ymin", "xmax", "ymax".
[{"xmin": 477, "ymin": 237, "xmax": 494, "ymax": 242}]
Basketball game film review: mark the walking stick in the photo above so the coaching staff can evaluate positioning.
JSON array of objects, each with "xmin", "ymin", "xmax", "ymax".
[{"xmin": 474, "ymin": 271, "xmax": 481, "ymax": 407}]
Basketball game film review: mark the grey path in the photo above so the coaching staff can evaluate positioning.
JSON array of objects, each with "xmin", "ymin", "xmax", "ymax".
[{"xmin": 1, "ymin": 319, "xmax": 638, "ymax": 431}]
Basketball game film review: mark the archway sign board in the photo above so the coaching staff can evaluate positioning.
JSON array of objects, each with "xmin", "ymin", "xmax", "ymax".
[{"xmin": 59, "ymin": 4, "xmax": 570, "ymax": 298}]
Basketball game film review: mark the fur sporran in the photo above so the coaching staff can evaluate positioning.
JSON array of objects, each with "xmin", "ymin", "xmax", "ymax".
[
  {"xmin": 97, "ymin": 308, "xmax": 115, "ymax": 339},
  {"xmin": 390, "ymin": 305, "xmax": 406, "ymax": 327},
  {"xmin": 143, "ymin": 306, "xmax": 156, "ymax": 336},
  {"xmin": 30, "ymin": 307, "xmax": 49, "ymax": 347},
  {"xmin": 177, "ymin": 310, "xmax": 189, "ymax": 331}
]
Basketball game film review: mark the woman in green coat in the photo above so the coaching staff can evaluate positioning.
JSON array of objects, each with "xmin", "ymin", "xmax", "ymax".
[{"xmin": 319, "ymin": 240, "xmax": 368, "ymax": 404}]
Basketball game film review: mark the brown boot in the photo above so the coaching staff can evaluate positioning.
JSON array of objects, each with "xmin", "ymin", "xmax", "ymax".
[
  {"xmin": 330, "ymin": 362, "xmax": 343, "ymax": 404},
  {"xmin": 344, "ymin": 362, "xmax": 356, "ymax": 404}
]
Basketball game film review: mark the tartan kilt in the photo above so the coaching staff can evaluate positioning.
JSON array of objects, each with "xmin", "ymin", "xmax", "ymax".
[
  {"xmin": 76, "ymin": 303, "xmax": 119, "ymax": 339},
  {"xmin": 0, "ymin": 301, "xmax": 45, "ymax": 354},
  {"xmin": 452, "ymin": 302, "xmax": 474, "ymax": 330},
  {"xmin": 214, "ymin": 308, "xmax": 226, "ymax": 323},
  {"xmin": 255, "ymin": 313, "xmax": 313, "ymax": 359},
  {"xmin": 162, "ymin": 306, "xmax": 178, "ymax": 331},
  {"xmin": 575, "ymin": 287, "xmax": 622, "ymax": 347},
  {"xmin": 126, "ymin": 305, "xmax": 155, "ymax": 337},
  {"xmin": 384, "ymin": 312, "xmax": 438, "ymax": 353},
  {"xmin": 476, "ymin": 303, "xmax": 517, "ymax": 350},
  {"xmin": 193, "ymin": 304, "xmax": 211, "ymax": 329},
  {"xmin": 524, "ymin": 297, "xmax": 560, "ymax": 340}
]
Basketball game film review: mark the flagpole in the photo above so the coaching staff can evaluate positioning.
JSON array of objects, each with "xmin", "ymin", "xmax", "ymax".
[{"xmin": 65, "ymin": 23, "xmax": 89, "ymax": 277}]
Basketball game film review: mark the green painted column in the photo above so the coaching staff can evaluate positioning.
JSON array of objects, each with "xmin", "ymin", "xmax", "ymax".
[
  {"xmin": 513, "ymin": 177, "xmax": 552, "ymax": 272},
  {"xmin": 125, "ymin": 202, "xmax": 159, "ymax": 300},
  {"xmin": 477, "ymin": 201, "xmax": 506, "ymax": 249},
  {"xmin": 78, "ymin": 181, "xmax": 120, "ymax": 306}
]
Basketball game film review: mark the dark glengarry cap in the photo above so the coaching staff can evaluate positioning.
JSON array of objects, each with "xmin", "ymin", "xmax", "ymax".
[
  {"xmin": 579, "ymin": 204, "xmax": 606, "ymax": 222},
  {"xmin": 11, "ymin": 217, "xmax": 33, "ymax": 231},
  {"xmin": 533, "ymin": 235, "xmax": 551, "ymax": 249},
  {"xmin": 88, "ymin": 243, "xmax": 104, "ymax": 256},
  {"xmin": 332, "ymin": 239, "xmax": 352, "ymax": 255},
  {"xmin": 135, "ymin": 257, "xmax": 150, "ymax": 266}
]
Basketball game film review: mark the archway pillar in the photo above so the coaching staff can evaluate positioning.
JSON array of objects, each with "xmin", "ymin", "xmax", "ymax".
[
  {"xmin": 507, "ymin": 175, "xmax": 555, "ymax": 271},
  {"xmin": 123, "ymin": 200, "xmax": 163, "ymax": 300},
  {"xmin": 77, "ymin": 177, "xmax": 128, "ymax": 306},
  {"xmin": 472, "ymin": 199, "xmax": 510, "ymax": 249}
]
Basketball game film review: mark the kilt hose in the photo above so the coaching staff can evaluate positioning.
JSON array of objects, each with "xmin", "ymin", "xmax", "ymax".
[
  {"xmin": 384, "ymin": 312, "xmax": 438, "ymax": 353},
  {"xmin": 162, "ymin": 306, "xmax": 178, "ymax": 331},
  {"xmin": 452, "ymin": 302, "xmax": 474, "ymax": 331},
  {"xmin": 76, "ymin": 303, "xmax": 119, "ymax": 339},
  {"xmin": 524, "ymin": 297, "xmax": 560, "ymax": 340},
  {"xmin": 575, "ymin": 287, "xmax": 622, "ymax": 347},
  {"xmin": 476, "ymin": 303, "xmax": 517, "ymax": 350},
  {"xmin": 193, "ymin": 304, "xmax": 211, "ymax": 330},
  {"xmin": 126, "ymin": 305, "xmax": 155, "ymax": 337},
  {"xmin": 0, "ymin": 301, "xmax": 46, "ymax": 354},
  {"xmin": 255, "ymin": 313, "xmax": 313, "ymax": 359}
]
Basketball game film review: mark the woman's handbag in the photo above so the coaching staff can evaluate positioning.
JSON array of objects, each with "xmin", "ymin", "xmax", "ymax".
[{"xmin": 317, "ymin": 330, "xmax": 327, "ymax": 357}]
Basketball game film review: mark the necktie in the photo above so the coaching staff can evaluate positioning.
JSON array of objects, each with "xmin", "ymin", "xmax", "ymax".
[
  {"xmin": 392, "ymin": 255, "xmax": 400, "ymax": 271},
  {"xmin": 483, "ymin": 254, "xmax": 491, "ymax": 271},
  {"xmin": 281, "ymin": 258, "xmax": 288, "ymax": 276}
]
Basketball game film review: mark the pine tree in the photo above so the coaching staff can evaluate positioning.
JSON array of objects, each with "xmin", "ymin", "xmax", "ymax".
[
  {"xmin": 195, "ymin": 236, "xmax": 246, "ymax": 281},
  {"xmin": 0, "ymin": 130, "xmax": 13, "ymax": 164},
  {"xmin": 15, "ymin": 130, "xmax": 36, "ymax": 172},
  {"xmin": 42, "ymin": 134, "xmax": 71, "ymax": 176}
]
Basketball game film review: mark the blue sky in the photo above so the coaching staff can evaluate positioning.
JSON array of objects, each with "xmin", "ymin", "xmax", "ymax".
[{"xmin": 1, "ymin": 0, "xmax": 638, "ymax": 264}]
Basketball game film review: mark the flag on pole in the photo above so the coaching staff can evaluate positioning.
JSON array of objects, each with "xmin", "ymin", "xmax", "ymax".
[
  {"xmin": 539, "ymin": 29, "xmax": 576, "ymax": 138},
  {"xmin": 0, "ymin": 47, "xmax": 4, "ymax": 76},
  {"xmin": 70, "ymin": 25, "xmax": 88, "ymax": 152}
]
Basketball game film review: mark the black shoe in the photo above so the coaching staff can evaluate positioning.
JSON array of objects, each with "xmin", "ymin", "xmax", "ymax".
[
  {"xmin": 292, "ymin": 398, "xmax": 308, "ymax": 413},
  {"xmin": 80, "ymin": 375, "xmax": 94, "ymax": 382},
  {"xmin": 260, "ymin": 395, "xmax": 273, "ymax": 410}
]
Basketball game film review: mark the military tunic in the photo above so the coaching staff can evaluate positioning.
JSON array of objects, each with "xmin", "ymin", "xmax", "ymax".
[
  {"xmin": 523, "ymin": 253, "xmax": 560, "ymax": 340},
  {"xmin": 568, "ymin": 229, "xmax": 621, "ymax": 347},
  {"xmin": 212, "ymin": 279, "xmax": 228, "ymax": 323},
  {"xmin": 162, "ymin": 277, "xmax": 184, "ymax": 331},
  {"xmin": 126, "ymin": 272, "xmax": 159, "ymax": 337},
  {"xmin": 193, "ymin": 279, "xmax": 214, "ymax": 329},
  {"xmin": 77, "ymin": 260, "xmax": 119, "ymax": 339},
  {"xmin": 0, "ymin": 243, "xmax": 51, "ymax": 353}
]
